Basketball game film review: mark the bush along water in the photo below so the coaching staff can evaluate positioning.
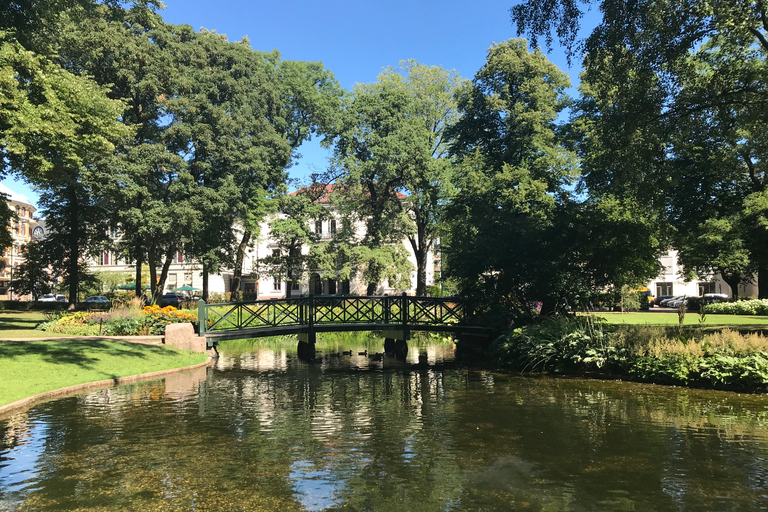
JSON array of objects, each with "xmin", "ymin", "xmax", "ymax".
[
  {"xmin": 489, "ymin": 316, "xmax": 768, "ymax": 390},
  {"xmin": 37, "ymin": 305, "xmax": 198, "ymax": 336}
]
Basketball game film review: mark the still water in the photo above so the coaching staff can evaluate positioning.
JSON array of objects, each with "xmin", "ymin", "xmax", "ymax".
[{"xmin": 2, "ymin": 336, "xmax": 768, "ymax": 511}]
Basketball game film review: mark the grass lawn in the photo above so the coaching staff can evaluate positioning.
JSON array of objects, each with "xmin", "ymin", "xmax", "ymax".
[
  {"xmin": 0, "ymin": 310, "xmax": 72, "ymax": 338},
  {"xmin": 0, "ymin": 340, "xmax": 209, "ymax": 407},
  {"xmin": 583, "ymin": 311, "xmax": 768, "ymax": 328}
]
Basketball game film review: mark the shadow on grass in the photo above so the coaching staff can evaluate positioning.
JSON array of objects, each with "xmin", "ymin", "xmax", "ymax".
[
  {"xmin": 0, "ymin": 340, "xmax": 168, "ymax": 370},
  {"xmin": 0, "ymin": 318, "xmax": 43, "ymax": 329}
]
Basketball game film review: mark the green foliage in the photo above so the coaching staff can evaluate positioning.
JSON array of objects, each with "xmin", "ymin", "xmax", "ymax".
[
  {"xmin": 707, "ymin": 299, "xmax": 768, "ymax": 315},
  {"xmin": 445, "ymin": 40, "xmax": 580, "ymax": 324},
  {"xmin": 491, "ymin": 317, "xmax": 768, "ymax": 388},
  {"xmin": 10, "ymin": 242, "xmax": 54, "ymax": 300},
  {"xmin": 331, "ymin": 61, "xmax": 462, "ymax": 295}
]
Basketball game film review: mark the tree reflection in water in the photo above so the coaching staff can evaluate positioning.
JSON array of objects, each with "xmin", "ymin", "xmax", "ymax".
[{"xmin": 1, "ymin": 336, "xmax": 768, "ymax": 511}]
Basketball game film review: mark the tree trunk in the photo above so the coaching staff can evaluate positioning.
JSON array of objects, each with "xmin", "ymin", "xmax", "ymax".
[
  {"xmin": 229, "ymin": 229, "xmax": 251, "ymax": 302},
  {"xmin": 67, "ymin": 187, "xmax": 79, "ymax": 309},
  {"xmin": 134, "ymin": 245, "xmax": 142, "ymax": 299},
  {"xmin": 285, "ymin": 267, "xmax": 293, "ymax": 299},
  {"xmin": 155, "ymin": 246, "xmax": 174, "ymax": 299},
  {"xmin": 148, "ymin": 242, "xmax": 158, "ymax": 303},
  {"xmin": 759, "ymin": 265, "xmax": 768, "ymax": 299},
  {"xmin": 408, "ymin": 222, "xmax": 433, "ymax": 297},
  {"xmin": 202, "ymin": 263, "xmax": 209, "ymax": 301},
  {"xmin": 723, "ymin": 274, "xmax": 741, "ymax": 299}
]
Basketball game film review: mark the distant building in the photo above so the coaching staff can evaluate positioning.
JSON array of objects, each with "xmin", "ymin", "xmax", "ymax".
[
  {"xmin": 0, "ymin": 184, "xmax": 41, "ymax": 300},
  {"xmin": 89, "ymin": 185, "xmax": 433, "ymax": 298},
  {"xmin": 645, "ymin": 249, "xmax": 758, "ymax": 299}
]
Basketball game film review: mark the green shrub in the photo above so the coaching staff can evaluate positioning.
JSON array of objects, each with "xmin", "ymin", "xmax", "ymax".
[
  {"xmin": 706, "ymin": 299, "xmax": 768, "ymax": 315},
  {"xmin": 491, "ymin": 317, "xmax": 768, "ymax": 389}
]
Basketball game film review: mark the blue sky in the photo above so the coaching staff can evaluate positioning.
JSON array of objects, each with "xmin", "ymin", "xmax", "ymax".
[{"xmin": 4, "ymin": 0, "xmax": 593, "ymax": 205}]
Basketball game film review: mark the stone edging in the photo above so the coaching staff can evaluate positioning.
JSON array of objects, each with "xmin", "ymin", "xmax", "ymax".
[{"xmin": 0, "ymin": 358, "xmax": 215, "ymax": 420}]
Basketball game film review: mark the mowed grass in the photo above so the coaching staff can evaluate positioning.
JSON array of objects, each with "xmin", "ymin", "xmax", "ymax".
[
  {"xmin": 0, "ymin": 340, "xmax": 209, "ymax": 407},
  {"xmin": 0, "ymin": 310, "xmax": 71, "ymax": 338},
  {"xmin": 583, "ymin": 311, "xmax": 768, "ymax": 328}
]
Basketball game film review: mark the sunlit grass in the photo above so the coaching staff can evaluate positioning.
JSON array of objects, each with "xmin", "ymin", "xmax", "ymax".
[
  {"xmin": 0, "ymin": 340, "xmax": 208, "ymax": 407},
  {"xmin": 581, "ymin": 312, "xmax": 768, "ymax": 327}
]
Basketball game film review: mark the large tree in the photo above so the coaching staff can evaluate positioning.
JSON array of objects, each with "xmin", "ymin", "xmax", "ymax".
[
  {"xmin": 1, "ymin": 33, "xmax": 129, "ymax": 305},
  {"xmin": 332, "ymin": 61, "xmax": 461, "ymax": 295},
  {"xmin": 445, "ymin": 39, "xmax": 579, "ymax": 320},
  {"xmin": 513, "ymin": 0, "xmax": 768, "ymax": 297},
  {"xmin": 227, "ymin": 55, "xmax": 342, "ymax": 301}
]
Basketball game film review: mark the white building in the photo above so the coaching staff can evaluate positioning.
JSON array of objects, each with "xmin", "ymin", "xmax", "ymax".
[
  {"xmin": 90, "ymin": 188, "xmax": 434, "ymax": 298},
  {"xmin": 645, "ymin": 249, "xmax": 758, "ymax": 299}
]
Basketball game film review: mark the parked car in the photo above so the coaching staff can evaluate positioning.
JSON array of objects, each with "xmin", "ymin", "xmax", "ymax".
[
  {"xmin": 39, "ymin": 294, "xmax": 67, "ymax": 302},
  {"xmin": 666, "ymin": 296, "xmax": 687, "ymax": 308},
  {"xmin": 660, "ymin": 296, "xmax": 685, "ymax": 308},
  {"xmin": 83, "ymin": 296, "xmax": 110, "ymax": 305},
  {"xmin": 703, "ymin": 293, "xmax": 729, "ymax": 304},
  {"xmin": 160, "ymin": 293, "xmax": 183, "ymax": 308},
  {"xmin": 653, "ymin": 295, "xmax": 673, "ymax": 307}
]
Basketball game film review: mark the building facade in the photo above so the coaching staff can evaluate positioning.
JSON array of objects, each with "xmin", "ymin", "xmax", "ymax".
[
  {"xmin": 645, "ymin": 249, "xmax": 758, "ymax": 299},
  {"xmin": 90, "ymin": 200, "xmax": 434, "ymax": 299},
  {"xmin": 0, "ymin": 184, "xmax": 41, "ymax": 300}
]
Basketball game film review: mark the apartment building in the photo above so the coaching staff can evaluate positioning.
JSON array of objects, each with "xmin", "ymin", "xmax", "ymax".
[
  {"xmin": 0, "ymin": 184, "xmax": 41, "ymax": 300},
  {"xmin": 645, "ymin": 249, "xmax": 758, "ymax": 299},
  {"xmin": 90, "ymin": 188, "xmax": 433, "ymax": 298}
]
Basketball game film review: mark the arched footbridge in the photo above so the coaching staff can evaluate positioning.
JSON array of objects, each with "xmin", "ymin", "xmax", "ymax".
[{"xmin": 198, "ymin": 294, "xmax": 494, "ymax": 348}]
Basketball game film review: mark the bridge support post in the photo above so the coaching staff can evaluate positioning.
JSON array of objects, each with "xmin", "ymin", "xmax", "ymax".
[
  {"xmin": 298, "ymin": 331, "xmax": 316, "ymax": 344},
  {"xmin": 297, "ymin": 340, "xmax": 316, "ymax": 360},
  {"xmin": 198, "ymin": 299, "xmax": 206, "ymax": 336},
  {"xmin": 394, "ymin": 339, "xmax": 408, "ymax": 360}
]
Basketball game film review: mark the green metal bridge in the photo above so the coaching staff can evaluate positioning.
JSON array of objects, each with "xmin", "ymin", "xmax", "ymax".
[{"xmin": 198, "ymin": 294, "xmax": 492, "ymax": 348}]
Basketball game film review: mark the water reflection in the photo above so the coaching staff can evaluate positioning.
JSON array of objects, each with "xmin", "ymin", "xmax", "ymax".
[{"xmin": 1, "ymin": 337, "xmax": 768, "ymax": 511}]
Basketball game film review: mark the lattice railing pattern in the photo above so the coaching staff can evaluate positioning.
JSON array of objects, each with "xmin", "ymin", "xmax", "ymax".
[
  {"xmin": 205, "ymin": 298, "xmax": 305, "ymax": 333},
  {"xmin": 407, "ymin": 298, "xmax": 464, "ymax": 326},
  {"xmin": 200, "ymin": 295, "xmax": 467, "ymax": 335}
]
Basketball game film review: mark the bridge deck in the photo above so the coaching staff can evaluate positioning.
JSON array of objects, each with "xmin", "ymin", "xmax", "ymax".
[{"xmin": 203, "ymin": 323, "xmax": 494, "ymax": 341}]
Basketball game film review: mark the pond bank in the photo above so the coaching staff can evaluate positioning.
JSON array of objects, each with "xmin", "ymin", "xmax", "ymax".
[
  {"xmin": 0, "ymin": 338, "xmax": 211, "ymax": 413},
  {"xmin": 489, "ymin": 317, "xmax": 768, "ymax": 393}
]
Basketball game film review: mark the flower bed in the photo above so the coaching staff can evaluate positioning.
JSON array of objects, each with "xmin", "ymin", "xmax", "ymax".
[{"xmin": 37, "ymin": 306, "xmax": 198, "ymax": 336}]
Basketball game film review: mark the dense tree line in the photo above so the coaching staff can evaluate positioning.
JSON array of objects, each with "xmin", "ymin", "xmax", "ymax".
[{"xmin": 4, "ymin": 0, "xmax": 754, "ymax": 328}]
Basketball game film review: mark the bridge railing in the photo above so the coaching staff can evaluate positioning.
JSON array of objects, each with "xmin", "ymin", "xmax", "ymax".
[{"xmin": 198, "ymin": 294, "xmax": 467, "ymax": 336}]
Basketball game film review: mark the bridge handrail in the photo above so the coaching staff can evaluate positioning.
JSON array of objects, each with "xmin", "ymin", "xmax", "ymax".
[{"xmin": 198, "ymin": 294, "xmax": 468, "ymax": 336}]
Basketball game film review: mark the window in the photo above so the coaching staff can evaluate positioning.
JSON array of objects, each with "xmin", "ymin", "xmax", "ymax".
[
  {"xmin": 102, "ymin": 250, "xmax": 110, "ymax": 265},
  {"xmin": 184, "ymin": 272, "xmax": 193, "ymax": 286},
  {"xmin": 330, "ymin": 220, "xmax": 337, "ymax": 234},
  {"xmin": 328, "ymin": 279, "xmax": 337, "ymax": 295},
  {"xmin": 315, "ymin": 220, "xmax": 322, "ymax": 234},
  {"xmin": 292, "ymin": 280, "xmax": 300, "ymax": 291},
  {"xmin": 656, "ymin": 282, "xmax": 673, "ymax": 297},
  {"xmin": 698, "ymin": 281, "xmax": 716, "ymax": 295},
  {"xmin": 21, "ymin": 207, "xmax": 25, "ymax": 218},
  {"xmin": 177, "ymin": 252, "xmax": 183, "ymax": 263},
  {"xmin": 273, "ymin": 276, "xmax": 281, "ymax": 291},
  {"xmin": 168, "ymin": 273, "xmax": 177, "ymax": 287}
]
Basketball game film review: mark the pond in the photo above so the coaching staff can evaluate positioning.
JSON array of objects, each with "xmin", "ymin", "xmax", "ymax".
[{"xmin": 2, "ymin": 335, "xmax": 768, "ymax": 511}]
